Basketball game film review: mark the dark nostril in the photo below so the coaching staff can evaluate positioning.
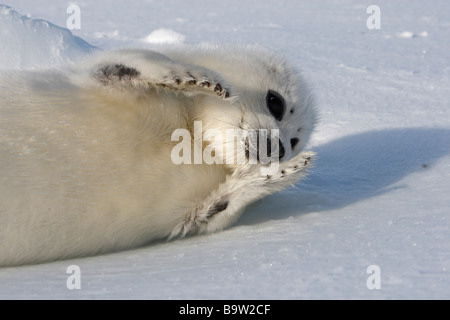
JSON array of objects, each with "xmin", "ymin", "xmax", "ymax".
[
  {"xmin": 278, "ymin": 140, "xmax": 285, "ymax": 159},
  {"xmin": 290, "ymin": 138, "xmax": 299, "ymax": 149},
  {"xmin": 259, "ymin": 137, "xmax": 285, "ymax": 159},
  {"xmin": 265, "ymin": 138, "xmax": 272, "ymax": 158}
]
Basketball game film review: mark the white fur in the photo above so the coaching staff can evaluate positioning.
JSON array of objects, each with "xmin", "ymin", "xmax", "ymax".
[{"xmin": 0, "ymin": 45, "xmax": 317, "ymax": 266}]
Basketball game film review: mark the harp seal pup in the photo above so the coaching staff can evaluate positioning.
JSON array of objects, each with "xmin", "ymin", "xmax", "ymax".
[{"xmin": 0, "ymin": 45, "xmax": 317, "ymax": 266}]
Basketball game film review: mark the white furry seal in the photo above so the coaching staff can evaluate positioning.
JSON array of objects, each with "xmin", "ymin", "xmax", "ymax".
[{"xmin": 0, "ymin": 45, "xmax": 317, "ymax": 266}]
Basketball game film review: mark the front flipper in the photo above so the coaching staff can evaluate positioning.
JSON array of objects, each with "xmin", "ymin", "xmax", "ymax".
[
  {"xmin": 170, "ymin": 151, "xmax": 316, "ymax": 238},
  {"xmin": 91, "ymin": 49, "xmax": 233, "ymax": 100}
]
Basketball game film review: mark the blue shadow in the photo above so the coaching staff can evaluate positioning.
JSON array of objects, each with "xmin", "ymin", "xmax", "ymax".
[{"xmin": 237, "ymin": 127, "xmax": 450, "ymax": 225}]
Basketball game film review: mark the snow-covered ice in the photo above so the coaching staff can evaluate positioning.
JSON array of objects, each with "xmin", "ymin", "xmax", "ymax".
[
  {"xmin": 142, "ymin": 28, "xmax": 186, "ymax": 44},
  {"xmin": 0, "ymin": 0, "xmax": 449, "ymax": 299},
  {"xmin": 0, "ymin": 5, "xmax": 96, "ymax": 69}
]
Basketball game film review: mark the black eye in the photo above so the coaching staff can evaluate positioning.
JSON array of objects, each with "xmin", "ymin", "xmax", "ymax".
[{"xmin": 266, "ymin": 90, "xmax": 286, "ymax": 121}]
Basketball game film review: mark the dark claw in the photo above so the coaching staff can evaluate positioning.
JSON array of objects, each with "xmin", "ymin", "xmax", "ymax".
[
  {"xmin": 205, "ymin": 199, "xmax": 229, "ymax": 219},
  {"xmin": 214, "ymin": 83, "xmax": 222, "ymax": 93}
]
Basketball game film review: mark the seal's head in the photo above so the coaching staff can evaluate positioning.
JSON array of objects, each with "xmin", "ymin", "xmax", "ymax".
[{"xmin": 176, "ymin": 45, "xmax": 317, "ymax": 167}]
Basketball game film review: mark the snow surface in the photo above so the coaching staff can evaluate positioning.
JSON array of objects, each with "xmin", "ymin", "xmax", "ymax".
[
  {"xmin": 0, "ymin": 5, "xmax": 96, "ymax": 69},
  {"xmin": 142, "ymin": 28, "xmax": 186, "ymax": 44},
  {"xmin": 0, "ymin": 0, "xmax": 449, "ymax": 299}
]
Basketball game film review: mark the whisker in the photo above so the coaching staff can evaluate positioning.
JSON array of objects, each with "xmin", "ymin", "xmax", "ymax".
[
  {"xmin": 245, "ymin": 102, "xmax": 262, "ymax": 131},
  {"xmin": 211, "ymin": 107, "xmax": 258, "ymax": 131}
]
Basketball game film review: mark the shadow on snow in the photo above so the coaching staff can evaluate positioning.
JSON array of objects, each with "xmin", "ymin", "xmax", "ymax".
[{"xmin": 237, "ymin": 127, "xmax": 450, "ymax": 226}]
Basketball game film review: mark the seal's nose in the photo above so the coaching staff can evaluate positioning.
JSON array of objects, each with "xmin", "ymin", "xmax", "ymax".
[
  {"xmin": 265, "ymin": 138, "xmax": 285, "ymax": 159},
  {"xmin": 252, "ymin": 134, "xmax": 286, "ymax": 161}
]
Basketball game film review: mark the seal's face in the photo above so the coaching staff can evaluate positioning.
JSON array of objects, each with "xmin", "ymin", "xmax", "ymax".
[
  {"xmin": 238, "ymin": 84, "xmax": 316, "ymax": 163},
  {"xmin": 198, "ymin": 47, "xmax": 316, "ymax": 165}
]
